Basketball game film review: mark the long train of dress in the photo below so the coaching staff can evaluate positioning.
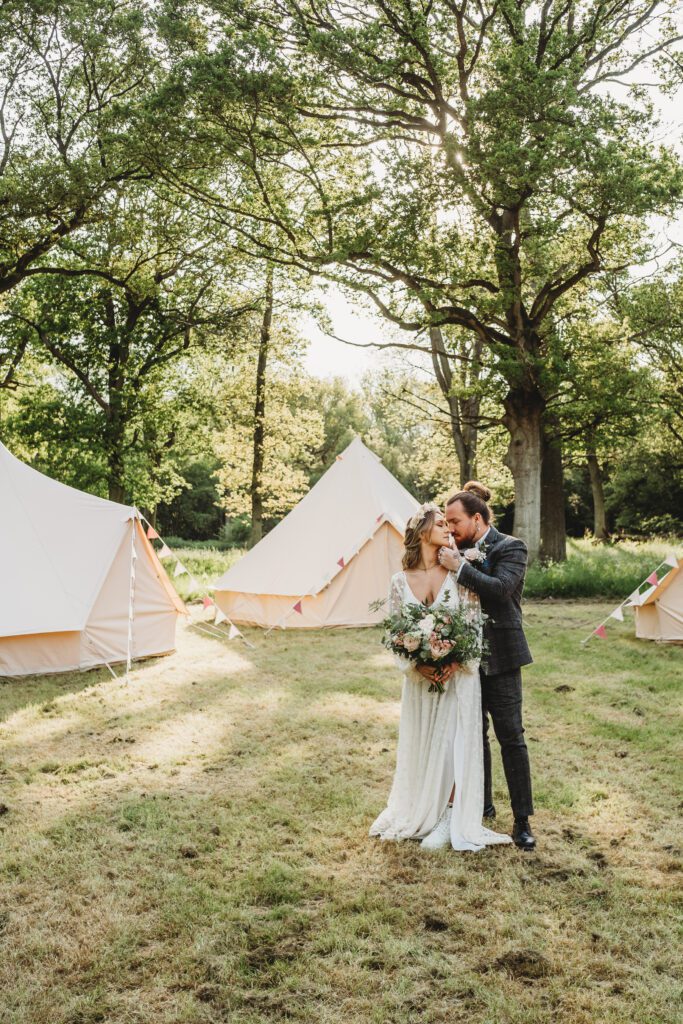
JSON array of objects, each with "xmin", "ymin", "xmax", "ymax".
[{"xmin": 369, "ymin": 571, "xmax": 512, "ymax": 853}]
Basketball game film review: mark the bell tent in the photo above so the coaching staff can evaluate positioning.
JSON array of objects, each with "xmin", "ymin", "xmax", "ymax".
[
  {"xmin": 213, "ymin": 437, "xmax": 419, "ymax": 629},
  {"xmin": 634, "ymin": 556, "xmax": 683, "ymax": 643},
  {"xmin": 0, "ymin": 442, "xmax": 186, "ymax": 677}
]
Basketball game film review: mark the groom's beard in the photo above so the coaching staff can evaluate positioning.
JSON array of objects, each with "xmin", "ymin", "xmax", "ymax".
[
  {"xmin": 451, "ymin": 532, "xmax": 476, "ymax": 550},
  {"xmin": 450, "ymin": 526, "xmax": 478, "ymax": 549}
]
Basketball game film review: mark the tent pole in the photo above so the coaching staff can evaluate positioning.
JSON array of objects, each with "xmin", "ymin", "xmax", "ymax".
[{"xmin": 126, "ymin": 513, "xmax": 138, "ymax": 677}]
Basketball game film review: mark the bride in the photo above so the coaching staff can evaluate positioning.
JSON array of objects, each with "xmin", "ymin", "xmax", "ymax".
[{"xmin": 369, "ymin": 503, "xmax": 512, "ymax": 852}]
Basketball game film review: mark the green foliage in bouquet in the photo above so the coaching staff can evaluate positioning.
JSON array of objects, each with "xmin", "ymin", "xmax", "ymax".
[{"xmin": 380, "ymin": 591, "xmax": 487, "ymax": 693}]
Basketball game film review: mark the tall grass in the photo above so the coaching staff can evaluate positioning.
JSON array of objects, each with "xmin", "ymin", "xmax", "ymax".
[
  {"xmin": 161, "ymin": 536, "xmax": 681, "ymax": 602},
  {"xmin": 524, "ymin": 537, "xmax": 680, "ymax": 599},
  {"xmin": 161, "ymin": 547, "xmax": 246, "ymax": 601}
]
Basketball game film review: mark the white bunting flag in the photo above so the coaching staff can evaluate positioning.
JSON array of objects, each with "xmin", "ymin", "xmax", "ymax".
[
  {"xmin": 188, "ymin": 576, "xmax": 200, "ymax": 591},
  {"xmin": 173, "ymin": 561, "xmax": 187, "ymax": 578},
  {"xmin": 158, "ymin": 543, "xmax": 172, "ymax": 559},
  {"xmin": 228, "ymin": 624, "xmax": 240, "ymax": 639},
  {"xmin": 625, "ymin": 589, "xmax": 642, "ymax": 607},
  {"xmin": 664, "ymin": 552, "xmax": 679, "ymax": 568},
  {"xmin": 215, "ymin": 608, "xmax": 227, "ymax": 625},
  {"xmin": 609, "ymin": 606, "xmax": 624, "ymax": 622}
]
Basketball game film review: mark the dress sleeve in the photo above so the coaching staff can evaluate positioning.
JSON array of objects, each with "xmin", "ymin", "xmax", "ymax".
[
  {"xmin": 447, "ymin": 571, "xmax": 482, "ymax": 628},
  {"xmin": 388, "ymin": 572, "xmax": 404, "ymax": 618},
  {"xmin": 388, "ymin": 573, "xmax": 417, "ymax": 677}
]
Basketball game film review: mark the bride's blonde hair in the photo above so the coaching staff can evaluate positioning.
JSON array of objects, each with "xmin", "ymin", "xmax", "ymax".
[{"xmin": 402, "ymin": 503, "xmax": 441, "ymax": 570}]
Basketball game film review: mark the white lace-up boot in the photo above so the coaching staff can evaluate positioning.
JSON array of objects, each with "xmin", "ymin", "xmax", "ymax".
[{"xmin": 420, "ymin": 804, "xmax": 453, "ymax": 850}]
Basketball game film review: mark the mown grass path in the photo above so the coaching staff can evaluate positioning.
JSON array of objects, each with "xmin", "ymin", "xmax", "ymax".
[{"xmin": 0, "ymin": 603, "xmax": 681, "ymax": 1023}]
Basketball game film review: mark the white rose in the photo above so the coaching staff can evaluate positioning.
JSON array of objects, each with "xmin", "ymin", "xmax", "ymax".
[
  {"xmin": 464, "ymin": 548, "xmax": 485, "ymax": 562},
  {"xmin": 418, "ymin": 614, "xmax": 435, "ymax": 635}
]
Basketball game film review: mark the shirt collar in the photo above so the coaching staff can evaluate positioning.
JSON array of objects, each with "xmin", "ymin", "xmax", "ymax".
[{"xmin": 476, "ymin": 526, "xmax": 491, "ymax": 549}]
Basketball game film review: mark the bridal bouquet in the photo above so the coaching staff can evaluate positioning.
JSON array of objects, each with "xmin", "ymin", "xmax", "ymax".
[{"xmin": 380, "ymin": 592, "xmax": 486, "ymax": 693}]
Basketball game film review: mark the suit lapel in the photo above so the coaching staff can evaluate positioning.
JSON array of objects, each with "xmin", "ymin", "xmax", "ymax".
[{"xmin": 482, "ymin": 525, "xmax": 502, "ymax": 552}]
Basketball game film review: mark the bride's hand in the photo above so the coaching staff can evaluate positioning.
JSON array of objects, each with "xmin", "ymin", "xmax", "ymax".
[
  {"xmin": 438, "ymin": 546, "xmax": 462, "ymax": 572},
  {"xmin": 435, "ymin": 662, "xmax": 460, "ymax": 683},
  {"xmin": 443, "ymin": 662, "xmax": 460, "ymax": 680},
  {"xmin": 416, "ymin": 665, "xmax": 437, "ymax": 681}
]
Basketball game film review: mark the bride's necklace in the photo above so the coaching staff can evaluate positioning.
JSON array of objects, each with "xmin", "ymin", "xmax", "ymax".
[{"xmin": 414, "ymin": 559, "xmax": 439, "ymax": 572}]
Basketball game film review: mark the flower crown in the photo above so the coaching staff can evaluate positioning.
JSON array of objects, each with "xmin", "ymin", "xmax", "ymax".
[{"xmin": 406, "ymin": 502, "xmax": 441, "ymax": 530}]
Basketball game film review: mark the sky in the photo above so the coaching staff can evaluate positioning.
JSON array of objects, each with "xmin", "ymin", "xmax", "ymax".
[{"xmin": 303, "ymin": 51, "xmax": 683, "ymax": 387}]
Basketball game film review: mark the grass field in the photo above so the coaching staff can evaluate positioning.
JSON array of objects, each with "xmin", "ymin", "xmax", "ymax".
[{"xmin": 0, "ymin": 604, "xmax": 681, "ymax": 1023}]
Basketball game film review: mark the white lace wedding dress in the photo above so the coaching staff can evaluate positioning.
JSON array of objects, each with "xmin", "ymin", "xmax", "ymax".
[{"xmin": 369, "ymin": 571, "xmax": 513, "ymax": 852}]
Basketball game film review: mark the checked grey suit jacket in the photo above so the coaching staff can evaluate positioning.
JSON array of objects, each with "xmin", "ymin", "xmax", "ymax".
[{"xmin": 455, "ymin": 525, "xmax": 533, "ymax": 677}]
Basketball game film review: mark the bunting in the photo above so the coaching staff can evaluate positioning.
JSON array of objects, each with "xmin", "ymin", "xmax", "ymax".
[
  {"xmin": 263, "ymin": 514, "xmax": 390, "ymax": 635},
  {"xmin": 139, "ymin": 514, "xmax": 212, "ymax": 613},
  {"xmin": 581, "ymin": 553, "xmax": 679, "ymax": 645}
]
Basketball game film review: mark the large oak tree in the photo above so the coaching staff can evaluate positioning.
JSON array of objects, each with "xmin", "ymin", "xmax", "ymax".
[{"xmin": 178, "ymin": 0, "xmax": 683, "ymax": 558}]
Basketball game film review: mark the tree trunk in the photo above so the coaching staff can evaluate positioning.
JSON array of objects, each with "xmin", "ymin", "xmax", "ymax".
[
  {"xmin": 107, "ymin": 446, "xmax": 126, "ymax": 504},
  {"xmin": 586, "ymin": 452, "xmax": 609, "ymax": 541},
  {"xmin": 429, "ymin": 326, "xmax": 480, "ymax": 485},
  {"xmin": 250, "ymin": 263, "xmax": 273, "ymax": 548},
  {"xmin": 502, "ymin": 389, "xmax": 544, "ymax": 562},
  {"xmin": 539, "ymin": 417, "xmax": 567, "ymax": 562},
  {"xmin": 106, "ymin": 389, "xmax": 127, "ymax": 503}
]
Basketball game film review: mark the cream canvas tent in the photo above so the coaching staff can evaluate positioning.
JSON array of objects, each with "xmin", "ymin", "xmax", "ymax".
[
  {"xmin": 213, "ymin": 437, "xmax": 419, "ymax": 629},
  {"xmin": 634, "ymin": 556, "xmax": 683, "ymax": 643},
  {"xmin": 0, "ymin": 442, "xmax": 186, "ymax": 677}
]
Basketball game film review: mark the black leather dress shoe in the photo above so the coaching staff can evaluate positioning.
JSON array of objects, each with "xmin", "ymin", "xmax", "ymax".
[
  {"xmin": 512, "ymin": 817, "xmax": 536, "ymax": 851},
  {"xmin": 483, "ymin": 803, "xmax": 496, "ymax": 819}
]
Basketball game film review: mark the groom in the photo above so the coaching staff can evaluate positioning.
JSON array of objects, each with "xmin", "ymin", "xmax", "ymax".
[{"xmin": 438, "ymin": 485, "xmax": 536, "ymax": 851}]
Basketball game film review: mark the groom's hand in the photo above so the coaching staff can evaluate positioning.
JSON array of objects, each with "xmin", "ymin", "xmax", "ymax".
[{"xmin": 438, "ymin": 546, "xmax": 462, "ymax": 572}]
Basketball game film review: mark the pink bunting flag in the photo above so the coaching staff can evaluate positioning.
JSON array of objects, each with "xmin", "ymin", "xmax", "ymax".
[
  {"xmin": 337, "ymin": 557, "xmax": 345, "ymax": 568},
  {"xmin": 158, "ymin": 543, "xmax": 172, "ymax": 559},
  {"xmin": 293, "ymin": 600, "xmax": 303, "ymax": 614},
  {"xmin": 202, "ymin": 596, "xmax": 214, "ymax": 608},
  {"xmin": 146, "ymin": 525, "xmax": 160, "ymax": 540},
  {"xmin": 646, "ymin": 571, "xmax": 659, "ymax": 586},
  {"xmin": 376, "ymin": 513, "xmax": 383, "ymax": 522},
  {"xmin": 594, "ymin": 624, "xmax": 607, "ymax": 639}
]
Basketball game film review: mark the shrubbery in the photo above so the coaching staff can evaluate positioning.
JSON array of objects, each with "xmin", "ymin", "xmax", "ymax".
[{"xmin": 524, "ymin": 538, "xmax": 679, "ymax": 599}]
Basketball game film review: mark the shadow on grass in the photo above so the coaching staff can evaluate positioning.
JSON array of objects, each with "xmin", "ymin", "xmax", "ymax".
[{"xmin": 0, "ymin": 653, "xmax": 169, "ymax": 725}]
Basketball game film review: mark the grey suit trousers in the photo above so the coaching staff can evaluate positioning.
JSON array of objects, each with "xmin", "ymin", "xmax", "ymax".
[{"xmin": 480, "ymin": 667, "xmax": 534, "ymax": 819}]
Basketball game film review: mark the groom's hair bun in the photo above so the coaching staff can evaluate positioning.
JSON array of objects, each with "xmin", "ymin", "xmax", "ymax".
[
  {"xmin": 446, "ymin": 480, "xmax": 493, "ymax": 523},
  {"xmin": 463, "ymin": 480, "xmax": 491, "ymax": 503}
]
